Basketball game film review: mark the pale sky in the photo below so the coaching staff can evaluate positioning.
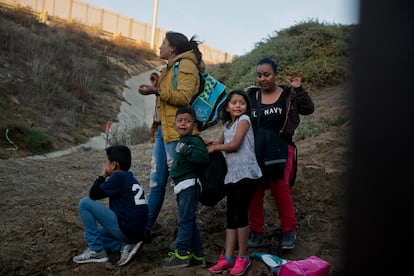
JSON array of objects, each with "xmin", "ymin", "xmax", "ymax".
[{"xmin": 82, "ymin": 0, "xmax": 359, "ymax": 56}]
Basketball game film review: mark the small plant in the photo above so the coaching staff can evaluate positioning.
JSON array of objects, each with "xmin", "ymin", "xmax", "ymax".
[
  {"xmin": 24, "ymin": 130, "xmax": 53, "ymax": 154},
  {"xmin": 71, "ymin": 130, "xmax": 88, "ymax": 144},
  {"xmin": 108, "ymin": 125, "xmax": 150, "ymax": 146},
  {"xmin": 295, "ymin": 121, "xmax": 321, "ymax": 141},
  {"xmin": 327, "ymin": 117, "xmax": 347, "ymax": 127},
  {"xmin": 1, "ymin": 124, "xmax": 54, "ymax": 155}
]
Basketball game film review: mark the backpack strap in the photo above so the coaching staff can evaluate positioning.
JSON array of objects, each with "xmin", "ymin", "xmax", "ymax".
[
  {"xmin": 173, "ymin": 58, "xmax": 205, "ymax": 92},
  {"xmin": 254, "ymin": 88, "xmax": 262, "ymax": 134},
  {"xmin": 173, "ymin": 59, "xmax": 182, "ymax": 92}
]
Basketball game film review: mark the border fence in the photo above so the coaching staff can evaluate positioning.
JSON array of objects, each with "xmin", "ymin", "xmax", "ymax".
[{"xmin": 0, "ymin": 0, "xmax": 234, "ymax": 64}]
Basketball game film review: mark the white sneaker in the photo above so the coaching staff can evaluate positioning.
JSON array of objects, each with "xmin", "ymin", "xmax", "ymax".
[
  {"xmin": 73, "ymin": 248, "xmax": 109, "ymax": 264},
  {"xmin": 117, "ymin": 241, "xmax": 143, "ymax": 266}
]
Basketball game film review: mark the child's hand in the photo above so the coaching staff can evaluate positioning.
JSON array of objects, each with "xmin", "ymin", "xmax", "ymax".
[
  {"xmin": 100, "ymin": 164, "xmax": 108, "ymax": 178},
  {"xmin": 207, "ymin": 144, "xmax": 216, "ymax": 153},
  {"xmin": 138, "ymin": 84, "xmax": 156, "ymax": 95},
  {"xmin": 149, "ymin": 72, "xmax": 159, "ymax": 86},
  {"xmin": 176, "ymin": 142, "xmax": 185, "ymax": 153}
]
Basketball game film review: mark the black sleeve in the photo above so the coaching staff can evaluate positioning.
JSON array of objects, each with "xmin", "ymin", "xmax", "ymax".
[
  {"xmin": 89, "ymin": 176, "xmax": 108, "ymax": 200},
  {"xmin": 292, "ymin": 86, "xmax": 315, "ymax": 115},
  {"xmin": 293, "ymin": 86, "xmax": 305, "ymax": 94}
]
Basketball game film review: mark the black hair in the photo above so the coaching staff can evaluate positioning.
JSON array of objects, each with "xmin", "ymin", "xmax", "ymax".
[
  {"xmin": 245, "ymin": 85, "xmax": 260, "ymax": 97},
  {"xmin": 256, "ymin": 56, "xmax": 279, "ymax": 72},
  {"xmin": 105, "ymin": 144, "xmax": 131, "ymax": 171},
  {"xmin": 165, "ymin": 31, "xmax": 203, "ymax": 65},
  {"xmin": 176, "ymin": 106, "xmax": 196, "ymax": 119},
  {"xmin": 221, "ymin": 89, "xmax": 252, "ymax": 123},
  {"xmin": 176, "ymin": 106, "xmax": 201, "ymax": 129}
]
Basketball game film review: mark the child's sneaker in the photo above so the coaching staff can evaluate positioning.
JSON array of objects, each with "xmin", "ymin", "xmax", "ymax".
[
  {"xmin": 208, "ymin": 255, "xmax": 234, "ymax": 273},
  {"xmin": 229, "ymin": 256, "xmax": 251, "ymax": 276},
  {"xmin": 117, "ymin": 241, "xmax": 143, "ymax": 266},
  {"xmin": 73, "ymin": 248, "xmax": 109, "ymax": 264},
  {"xmin": 189, "ymin": 252, "xmax": 206, "ymax": 267},
  {"xmin": 163, "ymin": 250, "xmax": 190, "ymax": 267},
  {"xmin": 248, "ymin": 231, "xmax": 264, "ymax": 247},
  {"xmin": 279, "ymin": 230, "xmax": 296, "ymax": 250}
]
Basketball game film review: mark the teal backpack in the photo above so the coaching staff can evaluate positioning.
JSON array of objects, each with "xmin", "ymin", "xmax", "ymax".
[
  {"xmin": 173, "ymin": 59, "xmax": 227, "ymax": 131},
  {"xmin": 250, "ymin": 253, "xmax": 290, "ymax": 275}
]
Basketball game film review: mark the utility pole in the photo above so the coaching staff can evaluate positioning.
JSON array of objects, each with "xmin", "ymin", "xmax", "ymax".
[{"xmin": 150, "ymin": 0, "xmax": 159, "ymax": 50}]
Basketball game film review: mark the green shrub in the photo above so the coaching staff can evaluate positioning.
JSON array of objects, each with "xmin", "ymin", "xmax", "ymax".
[
  {"xmin": 327, "ymin": 117, "xmax": 348, "ymax": 127},
  {"xmin": 24, "ymin": 130, "xmax": 53, "ymax": 154},
  {"xmin": 295, "ymin": 121, "xmax": 321, "ymax": 141},
  {"xmin": 210, "ymin": 20, "xmax": 356, "ymax": 93},
  {"xmin": 1, "ymin": 124, "xmax": 54, "ymax": 154}
]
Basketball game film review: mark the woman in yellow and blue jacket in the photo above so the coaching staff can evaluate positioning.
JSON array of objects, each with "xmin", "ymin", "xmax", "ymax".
[{"xmin": 138, "ymin": 31, "xmax": 205, "ymax": 246}]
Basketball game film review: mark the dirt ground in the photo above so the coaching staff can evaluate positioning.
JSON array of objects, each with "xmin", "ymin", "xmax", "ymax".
[{"xmin": 0, "ymin": 84, "xmax": 350, "ymax": 276}]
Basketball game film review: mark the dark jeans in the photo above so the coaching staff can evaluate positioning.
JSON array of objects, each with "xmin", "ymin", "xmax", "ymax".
[{"xmin": 175, "ymin": 184, "xmax": 203, "ymax": 254}]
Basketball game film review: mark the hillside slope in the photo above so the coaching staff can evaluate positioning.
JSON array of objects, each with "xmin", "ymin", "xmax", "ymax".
[{"xmin": 0, "ymin": 6, "xmax": 164, "ymax": 159}]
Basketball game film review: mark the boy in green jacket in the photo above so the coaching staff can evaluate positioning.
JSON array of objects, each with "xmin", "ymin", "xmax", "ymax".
[{"xmin": 163, "ymin": 107, "xmax": 209, "ymax": 268}]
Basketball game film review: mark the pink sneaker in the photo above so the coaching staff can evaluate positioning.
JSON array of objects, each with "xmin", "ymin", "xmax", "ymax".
[
  {"xmin": 230, "ymin": 256, "xmax": 251, "ymax": 276},
  {"xmin": 208, "ymin": 255, "xmax": 234, "ymax": 273}
]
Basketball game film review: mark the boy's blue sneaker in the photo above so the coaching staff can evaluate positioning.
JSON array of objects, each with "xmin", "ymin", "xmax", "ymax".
[
  {"xmin": 189, "ymin": 252, "xmax": 206, "ymax": 267},
  {"xmin": 163, "ymin": 250, "xmax": 191, "ymax": 267}
]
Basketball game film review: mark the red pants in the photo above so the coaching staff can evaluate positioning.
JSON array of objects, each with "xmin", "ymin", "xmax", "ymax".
[{"xmin": 248, "ymin": 144, "xmax": 297, "ymax": 233}]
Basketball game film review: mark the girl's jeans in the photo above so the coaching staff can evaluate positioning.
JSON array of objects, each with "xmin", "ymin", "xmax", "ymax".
[
  {"xmin": 146, "ymin": 124, "xmax": 177, "ymax": 231},
  {"xmin": 175, "ymin": 184, "xmax": 203, "ymax": 255},
  {"xmin": 78, "ymin": 197, "xmax": 133, "ymax": 252}
]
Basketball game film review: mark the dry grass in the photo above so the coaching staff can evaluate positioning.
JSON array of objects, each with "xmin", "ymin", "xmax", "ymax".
[{"xmin": 0, "ymin": 5, "xmax": 162, "ymax": 158}]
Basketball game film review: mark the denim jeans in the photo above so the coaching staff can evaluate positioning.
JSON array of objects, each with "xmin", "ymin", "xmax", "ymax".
[
  {"xmin": 146, "ymin": 124, "xmax": 177, "ymax": 231},
  {"xmin": 175, "ymin": 184, "xmax": 203, "ymax": 254},
  {"xmin": 78, "ymin": 197, "xmax": 133, "ymax": 252}
]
